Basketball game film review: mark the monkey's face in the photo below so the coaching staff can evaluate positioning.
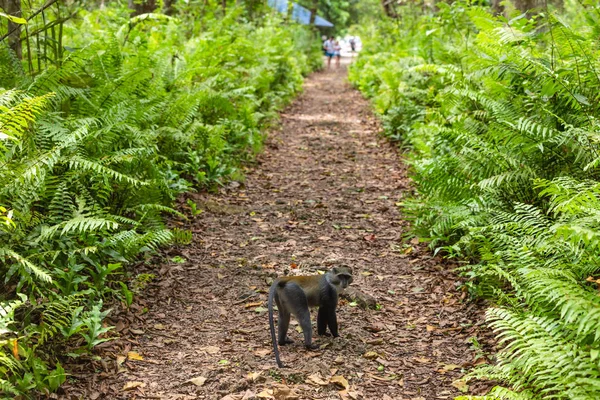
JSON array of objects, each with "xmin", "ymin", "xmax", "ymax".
[
  {"xmin": 339, "ymin": 273, "xmax": 352, "ymax": 289},
  {"xmin": 331, "ymin": 266, "xmax": 353, "ymax": 289}
]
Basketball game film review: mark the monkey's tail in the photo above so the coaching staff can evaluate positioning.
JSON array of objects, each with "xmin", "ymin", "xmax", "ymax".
[{"xmin": 268, "ymin": 281, "xmax": 284, "ymax": 368}]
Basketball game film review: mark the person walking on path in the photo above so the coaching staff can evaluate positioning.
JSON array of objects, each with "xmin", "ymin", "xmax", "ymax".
[
  {"xmin": 334, "ymin": 40, "xmax": 342, "ymax": 68},
  {"xmin": 323, "ymin": 36, "xmax": 335, "ymax": 69}
]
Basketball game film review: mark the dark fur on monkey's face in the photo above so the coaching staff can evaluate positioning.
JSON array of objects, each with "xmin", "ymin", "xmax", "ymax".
[{"xmin": 329, "ymin": 266, "xmax": 353, "ymax": 290}]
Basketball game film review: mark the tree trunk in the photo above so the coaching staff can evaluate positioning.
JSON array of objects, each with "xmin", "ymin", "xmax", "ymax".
[
  {"xmin": 491, "ymin": 0, "xmax": 503, "ymax": 15},
  {"xmin": 222, "ymin": 0, "xmax": 227, "ymax": 15},
  {"xmin": 286, "ymin": 0, "xmax": 294, "ymax": 22},
  {"xmin": 381, "ymin": 0, "xmax": 397, "ymax": 18},
  {"xmin": 163, "ymin": 0, "xmax": 176, "ymax": 15},
  {"xmin": 514, "ymin": 0, "xmax": 540, "ymax": 12},
  {"xmin": 128, "ymin": 0, "xmax": 158, "ymax": 17},
  {"xmin": 308, "ymin": 0, "xmax": 318, "ymax": 27},
  {"xmin": 513, "ymin": 0, "xmax": 562, "ymax": 14},
  {"xmin": 1, "ymin": 0, "xmax": 22, "ymax": 59}
]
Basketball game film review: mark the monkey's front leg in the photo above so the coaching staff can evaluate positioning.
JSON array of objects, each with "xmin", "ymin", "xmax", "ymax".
[
  {"xmin": 317, "ymin": 307, "xmax": 331, "ymax": 336},
  {"xmin": 327, "ymin": 307, "xmax": 339, "ymax": 337}
]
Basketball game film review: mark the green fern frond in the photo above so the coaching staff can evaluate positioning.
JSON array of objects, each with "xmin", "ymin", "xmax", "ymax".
[
  {"xmin": 0, "ymin": 248, "xmax": 52, "ymax": 283},
  {"xmin": 38, "ymin": 217, "xmax": 119, "ymax": 241}
]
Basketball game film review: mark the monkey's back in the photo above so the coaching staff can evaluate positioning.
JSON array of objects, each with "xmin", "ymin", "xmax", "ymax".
[{"xmin": 276, "ymin": 275, "xmax": 323, "ymax": 307}]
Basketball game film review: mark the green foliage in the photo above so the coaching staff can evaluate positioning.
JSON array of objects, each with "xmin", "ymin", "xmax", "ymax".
[
  {"xmin": 0, "ymin": 1, "xmax": 320, "ymax": 396},
  {"xmin": 350, "ymin": 1, "xmax": 600, "ymax": 398}
]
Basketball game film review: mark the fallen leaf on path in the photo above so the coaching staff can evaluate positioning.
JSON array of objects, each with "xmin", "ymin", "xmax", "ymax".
[
  {"xmin": 127, "ymin": 351, "xmax": 143, "ymax": 361},
  {"xmin": 339, "ymin": 389, "xmax": 360, "ymax": 400},
  {"xmin": 241, "ymin": 391, "xmax": 256, "ymax": 400},
  {"xmin": 130, "ymin": 329, "xmax": 144, "ymax": 335},
  {"xmin": 256, "ymin": 389, "xmax": 274, "ymax": 399},
  {"xmin": 452, "ymin": 379, "xmax": 469, "ymax": 393},
  {"xmin": 202, "ymin": 346, "xmax": 220, "ymax": 354},
  {"xmin": 330, "ymin": 375, "xmax": 349, "ymax": 390},
  {"xmin": 363, "ymin": 234, "xmax": 376, "ymax": 242},
  {"xmin": 273, "ymin": 385, "xmax": 299, "ymax": 400},
  {"xmin": 304, "ymin": 351, "xmax": 322, "ymax": 358},
  {"xmin": 426, "ymin": 325, "xmax": 436, "ymax": 332},
  {"xmin": 122, "ymin": 381, "xmax": 145, "ymax": 391},
  {"xmin": 364, "ymin": 322, "xmax": 385, "ymax": 332},
  {"xmin": 367, "ymin": 373, "xmax": 397, "ymax": 382},
  {"xmin": 188, "ymin": 376, "xmax": 207, "ymax": 386},
  {"xmin": 254, "ymin": 348, "xmax": 271, "ymax": 357},
  {"xmin": 307, "ymin": 373, "xmax": 328, "ymax": 386},
  {"xmin": 414, "ymin": 357, "xmax": 431, "ymax": 364},
  {"xmin": 247, "ymin": 371, "xmax": 262, "ymax": 382},
  {"xmin": 376, "ymin": 357, "xmax": 390, "ymax": 366},
  {"xmin": 363, "ymin": 351, "xmax": 379, "ymax": 360},
  {"xmin": 438, "ymin": 363, "xmax": 461, "ymax": 374}
]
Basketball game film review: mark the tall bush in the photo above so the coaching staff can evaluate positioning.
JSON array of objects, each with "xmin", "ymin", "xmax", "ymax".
[
  {"xmin": 0, "ymin": 2, "xmax": 321, "ymax": 395},
  {"xmin": 350, "ymin": 1, "xmax": 600, "ymax": 398}
]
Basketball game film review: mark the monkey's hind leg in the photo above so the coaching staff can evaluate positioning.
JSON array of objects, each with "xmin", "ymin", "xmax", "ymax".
[
  {"xmin": 277, "ymin": 311, "xmax": 294, "ymax": 345},
  {"xmin": 284, "ymin": 283, "xmax": 317, "ymax": 349},
  {"xmin": 275, "ymin": 295, "xmax": 294, "ymax": 345}
]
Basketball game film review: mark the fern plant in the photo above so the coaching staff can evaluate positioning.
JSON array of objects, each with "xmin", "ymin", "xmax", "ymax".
[
  {"xmin": 0, "ymin": 1, "xmax": 321, "ymax": 395},
  {"xmin": 351, "ymin": 0, "xmax": 600, "ymax": 398}
]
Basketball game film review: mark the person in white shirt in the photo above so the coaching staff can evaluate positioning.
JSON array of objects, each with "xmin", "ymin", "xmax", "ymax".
[
  {"xmin": 334, "ymin": 40, "xmax": 342, "ymax": 68},
  {"xmin": 323, "ymin": 36, "xmax": 335, "ymax": 69}
]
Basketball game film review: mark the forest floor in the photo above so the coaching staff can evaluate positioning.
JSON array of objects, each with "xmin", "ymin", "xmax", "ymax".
[{"xmin": 61, "ymin": 58, "xmax": 492, "ymax": 400}]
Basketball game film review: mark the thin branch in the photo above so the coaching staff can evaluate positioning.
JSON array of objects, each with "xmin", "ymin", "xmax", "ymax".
[{"xmin": 0, "ymin": 0, "xmax": 60, "ymax": 43}]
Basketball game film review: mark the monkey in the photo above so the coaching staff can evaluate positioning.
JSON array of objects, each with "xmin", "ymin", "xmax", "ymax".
[{"xmin": 267, "ymin": 266, "xmax": 353, "ymax": 368}]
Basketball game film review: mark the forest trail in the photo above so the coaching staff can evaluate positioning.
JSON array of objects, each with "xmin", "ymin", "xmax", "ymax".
[{"xmin": 64, "ymin": 59, "xmax": 489, "ymax": 400}]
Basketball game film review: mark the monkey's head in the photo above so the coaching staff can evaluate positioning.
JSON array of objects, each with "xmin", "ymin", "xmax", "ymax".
[{"xmin": 330, "ymin": 266, "xmax": 353, "ymax": 289}]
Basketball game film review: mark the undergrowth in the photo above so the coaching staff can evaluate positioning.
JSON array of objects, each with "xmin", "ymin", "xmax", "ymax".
[
  {"xmin": 350, "ymin": 0, "xmax": 600, "ymax": 398},
  {"xmin": 0, "ymin": 2, "xmax": 321, "ymax": 396}
]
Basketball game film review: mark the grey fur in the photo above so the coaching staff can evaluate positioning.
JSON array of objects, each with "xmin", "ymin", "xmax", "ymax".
[{"xmin": 268, "ymin": 267, "xmax": 353, "ymax": 368}]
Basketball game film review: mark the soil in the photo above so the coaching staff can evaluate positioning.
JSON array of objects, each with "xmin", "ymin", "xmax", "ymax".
[{"xmin": 60, "ymin": 59, "xmax": 492, "ymax": 400}]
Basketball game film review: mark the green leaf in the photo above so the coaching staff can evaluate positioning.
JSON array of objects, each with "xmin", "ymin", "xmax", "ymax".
[{"xmin": 0, "ymin": 12, "xmax": 27, "ymax": 24}]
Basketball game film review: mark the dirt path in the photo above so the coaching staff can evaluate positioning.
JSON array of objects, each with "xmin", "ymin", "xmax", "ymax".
[{"xmin": 63, "ymin": 60, "xmax": 489, "ymax": 400}]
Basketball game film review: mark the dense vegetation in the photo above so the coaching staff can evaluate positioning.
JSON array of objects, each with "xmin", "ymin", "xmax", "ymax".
[
  {"xmin": 0, "ymin": 1, "xmax": 320, "ymax": 396},
  {"xmin": 350, "ymin": 0, "xmax": 600, "ymax": 398}
]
